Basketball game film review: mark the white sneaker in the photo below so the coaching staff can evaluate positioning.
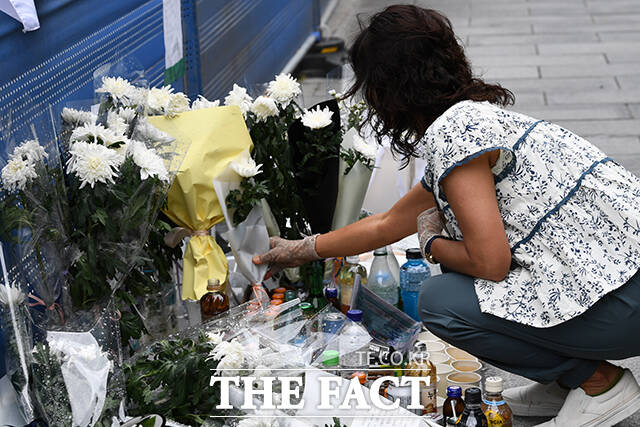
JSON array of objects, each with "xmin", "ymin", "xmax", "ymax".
[
  {"xmin": 535, "ymin": 369, "xmax": 640, "ymax": 427},
  {"xmin": 503, "ymin": 381, "xmax": 569, "ymax": 416}
]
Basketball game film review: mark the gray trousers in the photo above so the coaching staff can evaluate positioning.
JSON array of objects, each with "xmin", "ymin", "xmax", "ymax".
[{"xmin": 418, "ymin": 271, "xmax": 640, "ymax": 388}]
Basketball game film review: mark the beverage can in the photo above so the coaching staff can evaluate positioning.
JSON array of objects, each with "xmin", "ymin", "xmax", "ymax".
[{"xmin": 322, "ymin": 313, "xmax": 343, "ymax": 338}]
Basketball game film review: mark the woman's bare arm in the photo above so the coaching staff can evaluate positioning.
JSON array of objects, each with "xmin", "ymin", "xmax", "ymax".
[
  {"xmin": 315, "ymin": 183, "xmax": 436, "ymax": 257},
  {"xmin": 428, "ymin": 152, "xmax": 512, "ymax": 281}
]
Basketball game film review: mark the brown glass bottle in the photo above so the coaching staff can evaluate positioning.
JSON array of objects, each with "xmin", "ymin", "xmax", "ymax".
[
  {"xmin": 481, "ymin": 377, "xmax": 513, "ymax": 427},
  {"xmin": 442, "ymin": 386, "xmax": 465, "ymax": 426},
  {"xmin": 200, "ymin": 279, "xmax": 229, "ymax": 321}
]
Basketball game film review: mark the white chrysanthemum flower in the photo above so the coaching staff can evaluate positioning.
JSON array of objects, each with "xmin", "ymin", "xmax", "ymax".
[
  {"xmin": 61, "ymin": 107, "xmax": 97, "ymax": 126},
  {"xmin": 13, "ymin": 139, "xmax": 48, "ymax": 163},
  {"xmin": 224, "ymin": 84, "xmax": 253, "ymax": 117},
  {"xmin": 352, "ymin": 134, "xmax": 377, "ymax": 161},
  {"xmin": 210, "ymin": 338, "xmax": 260, "ymax": 375},
  {"xmin": 121, "ymin": 87, "xmax": 148, "ymax": 108},
  {"xmin": 0, "ymin": 282, "xmax": 25, "ymax": 306},
  {"xmin": 267, "ymin": 73, "xmax": 301, "ymax": 106},
  {"xmin": 191, "ymin": 95, "xmax": 220, "ymax": 110},
  {"xmin": 166, "ymin": 92, "xmax": 191, "ymax": 117},
  {"xmin": 70, "ymin": 123, "xmax": 127, "ymax": 148},
  {"xmin": 1, "ymin": 157, "xmax": 37, "ymax": 192},
  {"xmin": 301, "ymin": 106, "xmax": 333, "ymax": 129},
  {"xmin": 96, "ymin": 76, "xmax": 137, "ymax": 104},
  {"xmin": 67, "ymin": 141, "xmax": 123, "ymax": 189},
  {"xmin": 147, "ymin": 86, "xmax": 175, "ymax": 114},
  {"xmin": 127, "ymin": 140, "xmax": 169, "ymax": 182},
  {"xmin": 107, "ymin": 111, "xmax": 129, "ymax": 137},
  {"xmin": 117, "ymin": 107, "xmax": 137, "ymax": 123},
  {"xmin": 251, "ymin": 96, "xmax": 278, "ymax": 122},
  {"xmin": 230, "ymin": 151, "xmax": 262, "ymax": 178},
  {"xmin": 207, "ymin": 331, "xmax": 224, "ymax": 345},
  {"xmin": 133, "ymin": 120, "xmax": 175, "ymax": 145}
]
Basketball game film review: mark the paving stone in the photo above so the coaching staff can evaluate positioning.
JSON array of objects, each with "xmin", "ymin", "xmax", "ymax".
[
  {"xmin": 593, "ymin": 14, "xmax": 640, "ymax": 24},
  {"xmin": 598, "ymin": 32, "xmax": 640, "ymax": 42},
  {"xmin": 509, "ymin": 91, "xmax": 546, "ymax": 106},
  {"xmin": 514, "ymin": 104, "xmax": 632, "ymax": 121},
  {"xmin": 454, "ymin": 24, "xmax": 533, "ymax": 36},
  {"xmin": 538, "ymin": 41, "xmax": 640, "ymax": 55},
  {"xmin": 466, "ymin": 44, "xmax": 537, "ymax": 56},
  {"xmin": 486, "ymin": 76, "xmax": 617, "ymax": 92},
  {"xmin": 588, "ymin": 136, "xmax": 640, "ymax": 156},
  {"xmin": 477, "ymin": 66, "xmax": 539, "ymax": 80},
  {"xmin": 628, "ymin": 104, "xmax": 640, "ymax": 118},
  {"xmin": 533, "ymin": 22, "xmax": 640, "ymax": 34},
  {"xmin": 606, "ymin": 52, "xmax": 640, "ymax": 63},
  {"xmin": 468, "ymin": 32, "xmax": 598, "ymax": 46},
  {"xmin": 471, "ymin": 54, "xmax": 607, "ymax": 66},
  {"xmin": 471, "ymin": 15, "xmax": 594, "ymax": 26},
  {"xmin": 547, "ymin": 89, "xmax": 640, "ymax": 104},
  {"xmin": 541, "ymin": 63, "xmax": 640, "ymax": 78}
]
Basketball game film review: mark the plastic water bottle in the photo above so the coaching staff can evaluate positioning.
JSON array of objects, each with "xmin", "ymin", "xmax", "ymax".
[
  {"xmin": 339, "ymin": 309, "xmax": 370, "ymax": 379},
  {"xmin": 400, "ymin": 248, "xmax": 431, "ymax": 321},
  {"xmin": 368, "ymin": 247, "xmax": 399, "ymax": 306}
]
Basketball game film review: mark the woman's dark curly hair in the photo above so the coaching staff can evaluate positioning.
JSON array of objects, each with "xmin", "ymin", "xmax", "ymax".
[{"xmin": 345, "ymin": 5, "xmax": 514, "ymax": 165}]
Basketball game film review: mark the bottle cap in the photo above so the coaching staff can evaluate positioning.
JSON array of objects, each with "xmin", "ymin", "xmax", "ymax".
[
  {"xmin": 345, "ymin": 255, "xmax": 360, "ymax": 264},
  {"xmin": 207, "ymin": 279, "xmax": 221, "ymax": 291},
  {"xmin": 325, "ymin": 287, "xmax": 338, "ymax": 299},
  {"xmin": 285, "ymin": 290, "xmax": 297, "ymax": 301},
  {"xmin": 346, "ymin": 309, "xmax": 363, "ymax": 322},
  {"xmin": 414, "ymin": 341, "xmax": 428, "ymax": 352},
  {"xmin": 270, "ymin": 300, "xmax": 283, "ymax": 306},
  {"xmin": 322, "ymin": 350, "xmax": 340, "ymax": 367},
  {"xmin": 405, "ymin": 248, "xmax": 423, "ymax": 259},
  {"xmin": 352, "ymin": 372, "xmax": 367, "ymax": 384},
  {"xmin": 373, "ymin": 247, "xmax": 388, "ymax": 256},
  {"xmin": 446, "ymin": 386, "xmax": 462, "ymax": 398},
  {"xmin": 464, "ymin": 387, "xmax": 482, "ymax": 404},
  {"xmin": 485, "ymin": 376, "xmax": 503, "ymax": 393},
  {"xmin": 299, "ymin": 302, "xmax": 314, "ymax": 314},
  {"xmin": 273, "ymin": 293, "xmax": 285, "ymax": 301},
  {"xmin": 274, "ymin": 287, "xmax": 287, "ymax": 294}
]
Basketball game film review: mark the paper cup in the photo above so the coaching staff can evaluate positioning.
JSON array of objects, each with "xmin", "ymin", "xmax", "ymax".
[
  {"xmin": 429, "ymin": 352, "xmax": 450, "ymax": 365},
  {"xmin": 447, "ymin": 372, "xmax": 482, "ymax": 393},
  {"xmin": 424, "ymin": 340, "xmax": 446, "ymax": 355},
  {"xmin": 435, "ymin": 363, "xmax": 454, "ymax": 397},
  {"xmin": 418, "ymin": 330, "xmax": 439, "ymax": 342},
  {"xmin": 451, "ymin": 360, "xmax": 482, "ymax": 374},
  {"xmin": 446, "ymin": 347, "xmax": 478, "ymax": 362}
]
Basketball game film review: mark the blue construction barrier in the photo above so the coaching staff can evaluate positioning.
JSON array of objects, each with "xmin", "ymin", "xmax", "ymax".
[{"xmin": 0, "ymin": 0, "xmax": 324, "ymax": 380}]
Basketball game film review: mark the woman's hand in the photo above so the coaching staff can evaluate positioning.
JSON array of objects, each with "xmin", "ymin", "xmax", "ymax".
[{"xmin": 253, "ymin": 235, "xmax": 321, "ymax": 277}]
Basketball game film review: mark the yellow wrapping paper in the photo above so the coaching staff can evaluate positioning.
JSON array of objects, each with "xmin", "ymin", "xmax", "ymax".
[{"xmin": 147, "ymin": 106, "xmax": 253, "ymax": 300}]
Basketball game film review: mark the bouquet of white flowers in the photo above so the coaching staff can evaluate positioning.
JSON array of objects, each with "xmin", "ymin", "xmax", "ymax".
[
  {"xmin": 330, "ymin": 91, "xmax": 377, "ymax": 230},
  {"xmin": 0, "ymin": 67, "xmax": 191, "ymax": 424}
]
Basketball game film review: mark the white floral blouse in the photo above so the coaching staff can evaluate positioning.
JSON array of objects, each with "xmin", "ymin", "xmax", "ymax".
[{"xmin": 419, "ymin": 100, "xmax": 640, "ymax": 327}]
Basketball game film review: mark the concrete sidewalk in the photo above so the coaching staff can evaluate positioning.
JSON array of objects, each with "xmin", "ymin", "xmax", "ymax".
[{"xmin": 317, "ymin": 1, "xmax": 640, "ymax": 425}]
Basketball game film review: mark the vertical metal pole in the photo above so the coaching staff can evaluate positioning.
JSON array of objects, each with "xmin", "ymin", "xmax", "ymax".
[{"xmin": 181, "ymin": 0, "xmax": 202, "ymax": 99}]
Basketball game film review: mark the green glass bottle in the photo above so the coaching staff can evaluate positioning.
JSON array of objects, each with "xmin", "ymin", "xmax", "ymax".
[{"xmin": 308, "ymin": 260, "xmax": 328, "ymax": 312}]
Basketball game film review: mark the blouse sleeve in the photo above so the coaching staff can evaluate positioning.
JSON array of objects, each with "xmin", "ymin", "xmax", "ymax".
[{"xmin": 421, "ymin": 101, "xmax": 515, "ymax": 203}]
